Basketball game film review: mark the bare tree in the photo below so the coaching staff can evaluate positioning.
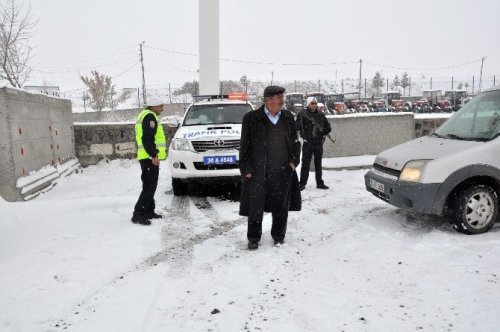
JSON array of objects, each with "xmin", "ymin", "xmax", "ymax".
[
  {"xmin": 392, "ymin": 75, "xmax": 401, "ymax": 91},
  {"xmin": 401, "ymin": 72, "xmax": 410, "ymax": 96},
  {"xmin": 173, "ymin": 80, "xmax": 199, "ymax": 96},
  {"xmin": 371, "ymin": 72, "xmax": 384, "ymax": 97},
  {"xmin": 80, "ymin": 70, "xmax": 116, "ymax": 116},
  {"xmin": 0, "ymin": 0, "xmax": 36, "ymax": 87},
  {"xmin": 114, "ymin": 89, "xmax": 133, "ymax": 108}
]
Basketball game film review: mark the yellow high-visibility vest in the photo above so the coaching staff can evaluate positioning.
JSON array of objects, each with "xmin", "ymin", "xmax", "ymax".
[{"xmin": 135, "ymin": 109, "xmax": 167, "ymax": 160}]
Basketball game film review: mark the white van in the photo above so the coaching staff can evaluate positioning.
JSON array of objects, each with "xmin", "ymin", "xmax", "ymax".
[
  {"xmin": 168, "ymin": 94, "xmax": 253, "ymax": 195},
  {"xmin": 365, "ymin": 85, "xmax": 500, "ymax": 234}
]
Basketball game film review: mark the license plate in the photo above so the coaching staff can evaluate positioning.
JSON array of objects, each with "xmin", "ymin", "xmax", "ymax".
[
  {"xmin": 369, "ymin": 178, "xmax": 385, "ymax": 192},
  {"xmin": 203, "ymin": 155, "xmax": 237, "ymax": 165}
]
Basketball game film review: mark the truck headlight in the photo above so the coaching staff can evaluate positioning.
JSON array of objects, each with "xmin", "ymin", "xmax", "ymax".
[
  {"xmin": 171, "ymin": 138, "xmax": 193, "ymax": 151},
  {"xmin": 399, "ymin": 160, "xmax": 431, "ymax": 183}
]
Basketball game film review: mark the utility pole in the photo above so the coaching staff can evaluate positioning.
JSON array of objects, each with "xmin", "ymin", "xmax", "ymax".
[
  {"xmin": 358, "ymin": 59, "xmax": 362, "ymax": 98},
  {"xmin": 82, "ymin": 91, "xmax": 88, "ymax": 112},
  {"xmin": 271, "ymin": 71, "xmax": 274, "ymax": 85},
  {"xmin": 139, "ymin": 41, "xmax": 147, "ymax": 106},
  {"xmin": 169, "ymin": 83, "xmax": 172, "ymax": 103},
  {"xmin": 479, "ymin": 56, "xmax": 486, "ymax": 93},
  {"xmin": 318, "ymin": 79, "xmax": 321, "ymax": 92}
]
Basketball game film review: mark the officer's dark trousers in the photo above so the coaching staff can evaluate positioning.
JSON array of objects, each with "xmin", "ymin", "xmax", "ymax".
[
  {"xmin": 299, "ymin": 141, "xmax": 324, "ymax": 187},
  {"xmin": 133, "ymin": 159, "xmax": 159, "ymax": 217},
  {"xmin": 247, "ymin": 171, "xmax": 292, "ymax": 243}
]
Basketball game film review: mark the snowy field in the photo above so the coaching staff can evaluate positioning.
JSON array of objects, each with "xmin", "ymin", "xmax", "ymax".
[{"xmin": 1, "ymin": 158, "xmax": 499, "ymax": 332}]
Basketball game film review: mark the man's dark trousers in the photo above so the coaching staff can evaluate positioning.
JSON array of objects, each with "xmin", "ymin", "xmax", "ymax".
[
  {"xmin": 247, "ymin": 171, "xmax": 292, "ymax": 243},
  {"xmin": 133, "ymin": 159, "xmax": 159, "ymax": 217},
  {"xmin": 300, "ymin": 141, "xmax": 324, "ymax": 186}
]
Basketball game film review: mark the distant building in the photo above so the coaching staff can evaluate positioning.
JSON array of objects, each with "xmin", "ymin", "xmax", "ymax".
[{"xmin": 24, "ymin": 85, "xmax": 60, "ymax": 97}]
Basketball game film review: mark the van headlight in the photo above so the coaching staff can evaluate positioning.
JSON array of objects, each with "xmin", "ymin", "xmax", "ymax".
[
  {"xmin": 399, "ymin": 160, "xmax": 431, "ymax": 183},
  {"xmin": 171, "ymin": 138, "xmax": 193, "ymax": 151}
]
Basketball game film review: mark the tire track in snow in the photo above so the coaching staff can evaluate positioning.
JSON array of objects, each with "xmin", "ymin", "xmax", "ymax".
[{"xmin": 51, "ymin": 194, "xmax": 245, "ymax": 331}]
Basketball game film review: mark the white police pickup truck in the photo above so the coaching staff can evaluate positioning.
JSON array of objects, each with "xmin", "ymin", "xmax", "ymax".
[
  {"xmin": 365, "ymin": 85, "xmax": 500, "ymax": 234},
  {"xmin": 168, "ymin": 94, "xmax": 254, "ymax": 195}
]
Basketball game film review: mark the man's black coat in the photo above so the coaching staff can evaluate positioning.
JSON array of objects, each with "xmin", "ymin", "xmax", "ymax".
[{"xmin": 239, "ymin": 105, "xmax": 302, "ymax": 216}]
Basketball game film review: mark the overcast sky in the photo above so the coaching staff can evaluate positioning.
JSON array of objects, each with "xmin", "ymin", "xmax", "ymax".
[{"xmin": 27, "ymin": 0, "xmax": 500, "ymax": 96}]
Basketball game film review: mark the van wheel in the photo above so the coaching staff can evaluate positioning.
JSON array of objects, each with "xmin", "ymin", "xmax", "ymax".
[
  {"xmin": 450, "ymin": 184, "xmax": 498, "ymax": 234},
  {"xmin": 172, "ymin": 178, "xmax": 188, "ymax": 196}
]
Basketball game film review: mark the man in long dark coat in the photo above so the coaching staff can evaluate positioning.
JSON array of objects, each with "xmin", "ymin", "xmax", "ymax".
[{"xmin": 239, "ymin": 86, "xmax": 302, "ymax": 250}]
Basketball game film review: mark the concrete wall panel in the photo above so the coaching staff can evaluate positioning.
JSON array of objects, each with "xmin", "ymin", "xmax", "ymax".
[
  {"xmin": 322, "ymin": 114, "xmax": 415, "ymax": 158},
  {"xmin": 10, "ymin": 119, "xmax": 52, "ymax": 142},
  {"xmin": 0, "ymin": 87, "xmax": 78, "ymax": 201}
]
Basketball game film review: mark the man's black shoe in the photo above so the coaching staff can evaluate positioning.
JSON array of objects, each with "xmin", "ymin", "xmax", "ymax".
[
  {"xmin": 299, "ymin": 184, "xmax": 306, "ymax": 191},
  {"xmin": 317, "ymin": 184, "xmax": 329, "ymax": 190},
  {"xmin": 148, "ymin": 212, "xmax": 163, "ymax": 219},
  {"xmin": 248, "ymin": 241, "xmax": 259, "ymax": 250},
  {"xmin": 273, "ymin": 239, "xmax": 284, "ymax": 245},
  {"xmin": 131, "ymin": 215, "xmax": 151, "ymax": 226}
]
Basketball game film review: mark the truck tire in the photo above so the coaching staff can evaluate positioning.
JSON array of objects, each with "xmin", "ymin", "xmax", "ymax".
[
  {"xmin": 172, "ymin": 178, "xmax": 188, "ymax": 196},
  {"xmin": 450, "ymin": 184, "xmax": 498, "ymax": 234}
]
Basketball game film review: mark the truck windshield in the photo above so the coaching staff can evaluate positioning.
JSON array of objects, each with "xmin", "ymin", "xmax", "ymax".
[
  {"xmin": 183, "ymin": 103, "xmax": 253, "ymax": 126},
  {"xmin": 435, "ymin": 90, "xmax": 500, "ymax": 141}
]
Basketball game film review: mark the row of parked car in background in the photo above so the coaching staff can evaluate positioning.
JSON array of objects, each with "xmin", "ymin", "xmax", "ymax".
[{"xmin": 285, "ymin": 89, "xmax": 472, "ymax": 115}]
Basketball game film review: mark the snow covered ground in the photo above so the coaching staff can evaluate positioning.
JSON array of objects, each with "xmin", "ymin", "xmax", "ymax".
[{"xmin": 1, "ymin": 157, "xmax": 499, "ymax": 332}]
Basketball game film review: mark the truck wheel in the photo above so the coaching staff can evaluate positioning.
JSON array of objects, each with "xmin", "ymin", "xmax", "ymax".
[
  {"xmin": 450, "ymin": 184, "xmax": 498, "ymax": 234},
  {"xmin": 172, "ymin": 178, "xmax": 188, "ymax": 196}
]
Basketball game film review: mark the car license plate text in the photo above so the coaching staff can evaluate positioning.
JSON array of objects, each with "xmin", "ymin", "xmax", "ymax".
[
  {"xmin": 203, "ymin": 155, "xmax": 237, "ymax": 165},
  {"xmin": 369, "ymin": 178, "xmax": 385, "ymax": 192}
]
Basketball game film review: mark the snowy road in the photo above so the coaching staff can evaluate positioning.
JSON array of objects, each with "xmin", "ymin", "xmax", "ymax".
[{"xmin": 1, "ymin": 159, "xmax": 499, "ymax": 331}]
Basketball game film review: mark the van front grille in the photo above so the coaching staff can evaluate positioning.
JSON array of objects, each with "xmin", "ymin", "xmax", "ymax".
[
  {"xmin": 192, "ymin": 139, "xmax": 240, "ymax": 152},
  {"xmin": 372, "ymin": 163, "xmax": 401, "ymax": 178}
]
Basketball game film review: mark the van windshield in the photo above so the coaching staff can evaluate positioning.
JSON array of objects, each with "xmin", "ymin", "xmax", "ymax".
[
  {"xmin": 435, "ymin": 90, "xmax": 500, "ymax": 141},
  {"xmin": 183, "ymin": 104, "xmax": 253, "ymax": 126}
]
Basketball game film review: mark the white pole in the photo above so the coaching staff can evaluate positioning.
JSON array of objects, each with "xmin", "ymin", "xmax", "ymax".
[{"xmin": 199, "ymin": 0, "xmax": 220, "ymax": 95}]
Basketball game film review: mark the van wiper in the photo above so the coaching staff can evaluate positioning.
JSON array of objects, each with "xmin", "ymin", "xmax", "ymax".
[
  {"xmin": 445, "ymin": 134, "xmax": 467, "ymax": 140},
  {"xmin": 430, "ymin": 132, "xmax": 445, "ymax": 138},
  {"xmin": 476, "ymin": 132, "xmax": 500, "ymax": 142}
]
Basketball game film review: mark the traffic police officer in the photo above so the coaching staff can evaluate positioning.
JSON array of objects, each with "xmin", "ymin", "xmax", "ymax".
[{"xmin": 131, "ymin": 96, "xmax": 167, "ymax": 225}]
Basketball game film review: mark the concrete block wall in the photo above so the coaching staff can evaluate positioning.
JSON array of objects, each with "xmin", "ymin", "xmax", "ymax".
[
  {"xmin": 322, "ymin": 113, "xmax": 416, "ymax": 158},
  {"xmin": 73, "ymin": 114, "xmax": 450, "ymax": 168},
  {"xmin": 0, "ymin": 87, "xmax": 78, "ymax": 201},
  {"xmin": 74, "ymin": 123, "xmax": 177, "ymax": 167}
]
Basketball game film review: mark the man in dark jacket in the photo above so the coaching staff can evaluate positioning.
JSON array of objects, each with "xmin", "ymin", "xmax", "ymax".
[
  {"xmin": 296, "ymin": 96, "xmax": 332, "ymax": 190},
  {"xmin": 239, "ymin": 86, "xmax": 301, "ymax": 250}
]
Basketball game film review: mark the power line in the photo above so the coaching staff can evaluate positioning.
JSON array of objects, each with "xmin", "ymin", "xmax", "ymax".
[
  {"xmin": 143, "ymin": 45, "xmax": 197, "ymax": 57},
  {"xmin": 364, "ymin": 58, "xmax": 484, "ymax": 71},
  {"xmin": 38, "ymin": 47, "xmax": 137, "ymax": 67},
  {"xmin": 36, "ymin": 56, "xmax": 138, "ymax": 73},
  {"xmin": 144, "ymin": 43, "xmax": 485, "ymax": 71},
  {"xmin": 112, "ymin": 61, "xmax": 141, "ymax": 79}
]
